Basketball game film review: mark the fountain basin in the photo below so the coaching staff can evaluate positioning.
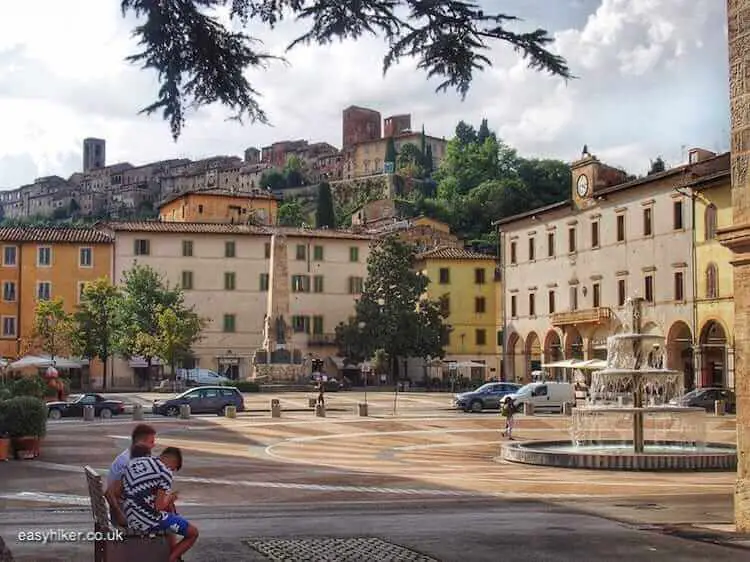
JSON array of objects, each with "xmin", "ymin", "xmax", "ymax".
[{"xmin": 501, "ymin": 440, "xmax": 737, "ymax": 471}]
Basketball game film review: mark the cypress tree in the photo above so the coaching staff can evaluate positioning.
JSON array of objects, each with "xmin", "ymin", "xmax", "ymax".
[{"xmin": 315, "ymin": 182, "xmax": 336, "ymax": 228}]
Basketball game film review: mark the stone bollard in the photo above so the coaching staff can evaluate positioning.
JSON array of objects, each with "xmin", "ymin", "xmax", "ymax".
[
  {"xmin": 358, "ymin": 402, "xmax": 368, "ymax": 417},
  {"xmin": 271, "ymin": 399, "xmax": 281, "ymax": 418},
  {"xmin": 523, "ymin": 402, "xmax": 534, "ymax": 416},
  {"xmin": 617, "ymin": 396, "xmax": 624, "ymax": 407},
  {"xmin": 308, "ymin": 398, "xmax": 317, "ymax": 408},
  {"xmin": 315, "ymin": 404, "xmax": 326, "ymax": 418},
  {"xmin": 562, "ymin": 402, "xmax": 573, "ymax": 416},
  {"xmin": 179, "ymin": 404, "xmax": 191, "ymax": 419},
  {"xmin": 83, "ymin": 405, "xmax": 95, "ymax": 421},
  {"xmin": 132, "ymin": 404, "xmax": 144, "ymax": 421},
  {"xmin": 225, "ymin": 405, "xmax": 237, "ymax": 419},
  {"xmin": 715, "ymin": 400, "xmax": 726, "ymax": 416}
]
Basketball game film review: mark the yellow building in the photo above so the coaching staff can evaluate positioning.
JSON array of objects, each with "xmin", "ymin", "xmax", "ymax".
[
  {"xmin": 158, "ymin": 190, "xmax": 280, "ymax": 225},
  {"xmin": 349, "ymin": 132, "xmax": 448, "ymax": 178},
  {"xmin": 691, "ymin": 169, "xmax": 735, "ymax": 388},
  {"xmin": 416, "ymin": 246, "xmax": 501, "ymax": 382},
  {"xmin": 0, "ymin": 227, "xmax": 113, "ymax": 385}
]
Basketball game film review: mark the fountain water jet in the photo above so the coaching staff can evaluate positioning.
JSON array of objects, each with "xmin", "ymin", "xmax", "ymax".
[{"xmin": 501, "ymin": 297, "xmax": 737, "ymax": 471}]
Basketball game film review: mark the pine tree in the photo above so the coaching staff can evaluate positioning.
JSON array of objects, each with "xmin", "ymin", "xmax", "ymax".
[
  {"xmin": 384, "ymin": 137, "xmax": 397, "ymax": 172},
  {"xmin": 425, "ymin": 144, "xmax": 434, "ymax": 176},
  {"xmin": 315, "ymin": 182, "xmax": 336, "ymax": 228}
]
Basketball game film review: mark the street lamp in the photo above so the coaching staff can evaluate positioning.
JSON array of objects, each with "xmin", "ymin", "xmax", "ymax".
[{"xmin": 361, "ymin": 360, "xmax": 371, "ymax": 405}]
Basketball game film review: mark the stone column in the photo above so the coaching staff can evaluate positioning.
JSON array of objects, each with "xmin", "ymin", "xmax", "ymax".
[
  {"xmin": 719, "ymin": 0, "xmax": 750, "ymax": 532},
  {"xmin": 263, "ymin": 234, "xmax": 292, "ymax": 353}
]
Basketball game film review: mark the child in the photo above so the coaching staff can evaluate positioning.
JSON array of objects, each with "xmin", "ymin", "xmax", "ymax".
[{"xmin": 501, "ymin": 396, "xmax": 516, "ymax": 440}]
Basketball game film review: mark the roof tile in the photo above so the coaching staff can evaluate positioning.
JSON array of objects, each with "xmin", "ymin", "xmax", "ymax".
[
  {"xmin": 101, "ymin": 221, "xmax": 373, "ymax": 240},
  {"xmin": 417, "ymin": 246, "xmax": 496, "ymax": 260},
  {"xmin": 0, "ymin": 226, "xmax": 113, "ymax": 244}
]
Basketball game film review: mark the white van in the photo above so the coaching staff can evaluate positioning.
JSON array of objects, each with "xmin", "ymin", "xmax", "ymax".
[
  {"xmin": 508, "ymin": 381, "xmax": 575, "ymax": 413},
  {"xmin": 175, "ymin": 368, "xmax": 231, "ymax": 386}
]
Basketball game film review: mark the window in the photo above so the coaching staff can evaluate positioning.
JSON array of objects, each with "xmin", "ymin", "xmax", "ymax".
[
  {"xmin": 225, "ymin": 241, "xmax": 236, "ymax": 258},
  {"xmin": 2, "ymin": 246, "xmax": 16, "ymax": 266},
  {"xmin": 673, "ymin": 201, "xmax": 684, "ymax": 230},
  {"xmin": 475, "ymin": 296, "xmax": 486, "ymax": 313},
  {"xmin": 348, "ymin": 276, "xmax": 364, "ymax": 294},
  {"xmin": 37, "ymin": 281, "xmax": 51, "ymax": 301},
  {"xmin": 440, "ymin": 296, "xmax": 451, "ymax": 316},
  {"xmin": 674, "ymin": 271, "xmax": 684, "ymax": 302},
  {"xmin": 313, "ymin": 245, "xmax": 324, "ymax": 261},
  {"xmin": 182, "ymin": 240, "xmax": 193, "ymax": 257},
  {"xmin": 617, "ymin": 279, "xmax": 626, "ymax": 306},
  {"xmin": 547, "ymin": 233, "xmax": 555, "ymax": 257},
  {"xmin": 616, "ymin": 214, "xmax": 626, "ymax": 242},
  {"xmin": 706, "ymin": 263, "xmax": 719, "ymax": 299},
  {"xmin": 313, "ymin": 275, "xmax": 324, "ymax": 293},
  {"xmin": 645, "ymin": 275, "xmax": 654, "ymax": 303},
  {"xmin": 134, "ymin": 239, "xmax": 150, "ymax": 256},
  {"xmin": 548, "ymin": 290, "xmax": 555, "ymax": 314},
  {"xmin": 475, "ymin": 268, "xmax": 486, "ymax": 284},
  {"xmin": 439, "ymin": 268, "xmax": 450, "ymax": 284},
  {"xmin": 291, "ymin": 275, "xmax": 310, "ymax": 292},
  {"xmin": 296, "ymin": 244, "xmax": 306, "ymax": 260},
  {"xmin": 350, "ymin": 247, "xmax": 360, "ymax": 262},
  {"xmin": 570, "ymin": 286, "xmax": 578, "ymax": 311},
  {"xmin": 2, "ymin": 281, "xmax": 16, "ymax": 302},
  {"xmin": 292, "ymin": 315, "xmax": 311, "ymax": 333},
  {"xmin": 264, "ymin": 242, "xmax": 271, "ymax": 258},
  {"xmin": 1, "ymin": 316, "xmax": 16, "ymax": 338},
  {"xmin": 198, "ymin": 204, "xmax": 204, "ymax": 214},
  {"xmin": 643, "ymin": 207, "xmax": 653, "ymax": 236},
  {"xmin": 528, "ymin": 237, "xmax": 535, "ymax": 261},
  {"xmin": 475, "ymin": 329, "xmax": 487, "ymax": 346},
  {"xmin": 591, "ymin": 221, "xmax": 600, "ymax": 248},
  {"xmin": 592, "ymin": 283, "xmax": 601, "ymax": 308},
  {"xmin": 529, "ymin": 293, "xmax": 536, "ymax": 316},
  {"xmin": 38, "ymin": 246, "xmax": 52, "ymax": 266},
  {"xmin": 224, "ymin": 272, "xmax": 236, "ymax": 290},
  {"xmin": 79, "ymin": 247, "xmax": 93, "ymax": 267},
  {"xmin": 259, "ymin": 273, "xmax": 269, "ymax": 291},
  {"xmin": 510, "ymin": 241, "xmax": 517, "ymax": 264},
  {"xmin": 181, "ymin": 271, "xmax": 194, "ymax": 290},
  {"xmin": 510, "ymin": 295, "xmax": 517, "ymax": 318},
  {"xmin": 312, "ymin": 315, "xmax": 324, "ymax": 335},
  {"xmin": 223, "ymin": 314, "xmax": 236, "ymax": 333},
  {"xmin": 568, "ymin": 227, "xmax": 576, "ymax": 253},
  {"xmin": 705, "ymin": 204, "xmax": 718, "ymax": 240}
]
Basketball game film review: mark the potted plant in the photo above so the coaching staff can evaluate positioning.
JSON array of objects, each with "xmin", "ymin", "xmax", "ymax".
[
  {"xmin": 2, "ymin": 396, "xmax": 47, "ymax": 459},
  {"xmin": 0, "ymin": 401, "xmax": 9, "ymax": 462}
]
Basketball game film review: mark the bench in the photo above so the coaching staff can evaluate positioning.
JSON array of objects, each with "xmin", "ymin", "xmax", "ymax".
[{"xmin": 83, "ymin": 466, "xmax": 170, "ymax": 562}]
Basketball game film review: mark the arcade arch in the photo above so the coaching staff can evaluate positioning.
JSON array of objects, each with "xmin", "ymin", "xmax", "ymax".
[
  {"xmin": 667, "ymin": 321, "xmax": 694, "ymax": 391},
  {"xmin": 699, "ymin": 320, "xmax": 729, "ymax": 388}
]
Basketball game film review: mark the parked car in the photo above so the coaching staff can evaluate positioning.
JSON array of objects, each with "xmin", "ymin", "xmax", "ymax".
[
  {"xmin": 47, "ymin": 393, "xmax": 125, "ymax": 420},
  {"xmin": 175, "ymin": 368, "xmax": 231, "ymax": 386},
  {"xmin": 453, "ymin": 382, "xmax": 522, "ymax": 413},
  {"xmin": 671, "ymin": 387, "xmax": 736, "ymax": 413},
  {"xmin": 507, "ymin": 382, "xmax": 575, "ymax": 414},
  {"xmin": 152, "ymin": 386, "xmax": 245, "ymax": 416}
]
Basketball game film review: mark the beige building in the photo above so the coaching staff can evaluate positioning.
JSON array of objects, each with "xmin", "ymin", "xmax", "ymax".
[
  {"xmin": 345, "ymin": 132, "xmax": 447, "ymax": 179},
  {"xmin": 497, "ymin": 148, "xmax": 730, "ymax": 389},
  {"xmin": 101, "ymin": 222, "xmax": 371, "ymax": 387}
]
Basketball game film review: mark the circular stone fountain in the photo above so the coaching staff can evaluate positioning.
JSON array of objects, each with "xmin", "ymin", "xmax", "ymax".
[{"xmin": 502, "ymin": 297, "xmax": 737, "ymax": 471}]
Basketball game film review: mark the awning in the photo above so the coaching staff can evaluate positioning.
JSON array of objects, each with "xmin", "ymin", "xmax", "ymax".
[
  {"xmin": 128, "ymin": 356, "xmax": 163, "ymax": 368},
  {"xmin": 8, "ymin": 355, "xmax": 83, "ymax": 370},
  {"xmin": 542, "ymin": 359, "xmax": 606, "ymax": 370}
]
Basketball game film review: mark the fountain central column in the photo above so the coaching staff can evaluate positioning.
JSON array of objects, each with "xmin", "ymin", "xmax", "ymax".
[{"xmin": 630, "ymin": 297, "xmax": 645, "ymax": 454}]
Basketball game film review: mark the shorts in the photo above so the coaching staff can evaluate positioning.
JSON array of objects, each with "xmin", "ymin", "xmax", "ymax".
[{"xmin": 154, "ymin": 513, "xmax": 190, "ymax": 536}]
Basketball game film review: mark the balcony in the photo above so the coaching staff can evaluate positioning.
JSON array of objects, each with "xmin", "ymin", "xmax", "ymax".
[
  {"xmin": 551, "ymin": 307, "xmax": 613, "ymax": 327},
  {"xmin": 308, "ymin": 333, "xmax": 337, "ymax": 346}
]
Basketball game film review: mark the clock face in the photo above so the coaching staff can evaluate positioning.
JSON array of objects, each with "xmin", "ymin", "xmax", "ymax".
[{"xmin": 576, "ymin": 174, "xmax": 589, "ymax": 197}]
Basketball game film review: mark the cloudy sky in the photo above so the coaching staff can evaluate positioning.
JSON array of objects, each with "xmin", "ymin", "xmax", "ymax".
[{"xmin": 0, "ymin": 0, "xmax": 730, "ymax": 189}]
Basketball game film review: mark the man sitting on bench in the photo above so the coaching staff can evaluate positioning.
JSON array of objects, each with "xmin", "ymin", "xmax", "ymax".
[{"xmin": 121, "ymin": 447, "xmax": 198, "ymax": 562}]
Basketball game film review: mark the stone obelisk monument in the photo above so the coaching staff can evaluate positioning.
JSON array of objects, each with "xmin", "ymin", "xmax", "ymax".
[{"xmin": 719, "ymin": 0, "xmax": 750, "ymax": 531}]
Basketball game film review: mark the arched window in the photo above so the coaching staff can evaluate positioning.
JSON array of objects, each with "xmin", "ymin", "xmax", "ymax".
[
  {"xmin": 705, "ymin": 204, "xmax": 718, "ymax": 240},
  {"xmin": 706, "ymin": 263, "xmax": 719, "ymax": 299}
]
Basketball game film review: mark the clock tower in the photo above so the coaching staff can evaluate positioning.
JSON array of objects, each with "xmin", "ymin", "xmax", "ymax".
[{"xmin": 570, "ymin": 145, "xmax": 627, "ymax": 210}]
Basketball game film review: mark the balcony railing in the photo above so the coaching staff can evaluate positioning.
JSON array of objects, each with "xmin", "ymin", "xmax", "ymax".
[
  {"xmin": 308, "ymin": 333, "xmax": 337, "ymax": 346},
  {"xmin": 551, "ymin": 307, "xmax": 613, "ymax": 326}
]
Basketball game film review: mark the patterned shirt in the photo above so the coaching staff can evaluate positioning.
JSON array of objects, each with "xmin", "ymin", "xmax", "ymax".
[{"xmin": 122, "ymin": 457, "xmax": 173, "ymax": 531}]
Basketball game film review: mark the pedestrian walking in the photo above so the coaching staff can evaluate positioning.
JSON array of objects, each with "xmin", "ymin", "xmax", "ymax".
[
  {"xmin": 317, "ymin": 380, "xmax": 325, "ymax": 407},
  {"xmin": 501, "ymin": 396, "xmax": 516, "ymax": 440}
]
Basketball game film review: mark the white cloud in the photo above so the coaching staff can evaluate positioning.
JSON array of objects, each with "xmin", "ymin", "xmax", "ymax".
[{"xmin": 0, "ymin": 0, "xmax": 730, "ymax": 188}]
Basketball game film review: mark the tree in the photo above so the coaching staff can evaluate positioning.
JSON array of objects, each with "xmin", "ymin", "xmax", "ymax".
[
  {"xmin": 118, "ymin": 264, "xmax": 184, "ymax": 385},
  {"xmin": 335, "ymin": 236, "xmax": 449, "ymax": 380},
  {"xmin": 260, "ymin": 170, "xmax": 287, "ymax": 191},
  {"xmin": 384, "ymin": 137, "xmax": 397, "ymax": 171},
  {"xmin": 278, "ymin": 198, "xmax": 306, "ymax": 226},
  {"xmin": 72, "ymin": 278, "xmax": 123, "ymax": 390},
  {"xmin": 315, "ymin": 182, "xmax": 336, "ymax": 228},
  {"xmin": 134, "ymin": 306, "xmax": 206, "ymax": 382},
  {"xmin": 32, "ymin": 297, "xmax": 74, "ymax": 361},
  {"xmin": 284, "ymin": 155, "xmax": 305, "ymax": 187},
  {"xmin": 121, "ymin": 1, "xmax": 570, "ymax": 139},
  {"xmin": 398, "ymin": 143, "xmax": 427, "ymax": 179},
  {"xmin": 649, "ymin": 156, "xmax": 666, "ymax": 175}
]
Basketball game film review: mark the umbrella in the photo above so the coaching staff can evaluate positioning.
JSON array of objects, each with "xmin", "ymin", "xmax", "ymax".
[
  {"xmin": 452, "ymin": 361, "xmax": 487, "ymax": 368},
  {"xmin": 8, "ymin": 355, "xmax": 82, "ymax": 371}
]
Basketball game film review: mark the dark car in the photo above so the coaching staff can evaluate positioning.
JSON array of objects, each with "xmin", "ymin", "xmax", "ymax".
[
  {"xmin": 674, "ymin": 387, "xmax": 736, "ymax": 413},
  {"xmin": 453, "ymin": 382, "xmax": 522, "ymax": 413},
  {"xmin": 152, "ymin": 386, "xmax": 245, "ymax": 416},
  {"xmin": 47, "ymin": 393, "xmax": 125, "ymax": 420}
]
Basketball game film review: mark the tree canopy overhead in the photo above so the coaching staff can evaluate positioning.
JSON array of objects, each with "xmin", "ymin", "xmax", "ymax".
[{"xmin": 121, "ymin": 0, "xmax": 570, "ymax": 139}]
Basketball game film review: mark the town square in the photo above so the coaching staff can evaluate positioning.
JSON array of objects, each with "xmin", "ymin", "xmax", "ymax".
[{"xmin": 0, "ymin": 0, "xmax": 749, "ymax": 561}]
